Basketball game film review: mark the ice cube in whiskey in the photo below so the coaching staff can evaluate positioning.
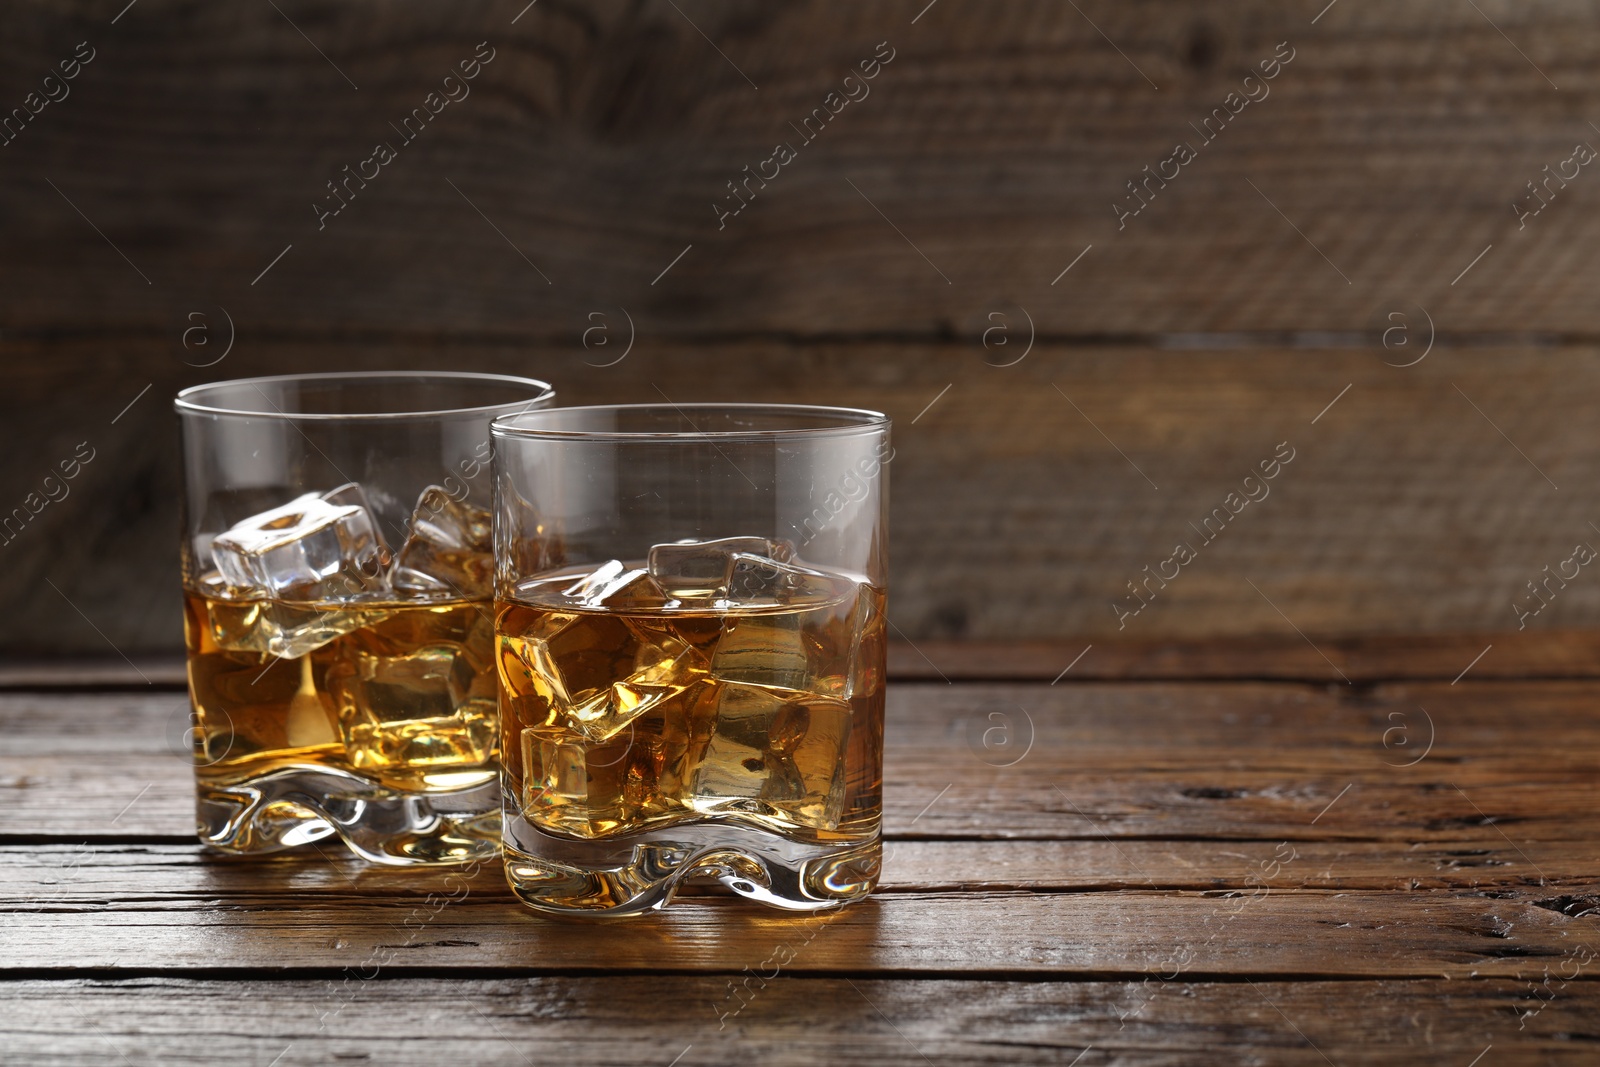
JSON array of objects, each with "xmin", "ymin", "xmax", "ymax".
[
  {"xmin": 498, "ymin": 548, "xmax": 884, "ymax": 914},
  {"xmin": 186, "ymin": 590, "xmax": 502, "ymax": 862},
  {"xmin": 184, "ymin": 484, "xmax": 503, "ymax": 865}
]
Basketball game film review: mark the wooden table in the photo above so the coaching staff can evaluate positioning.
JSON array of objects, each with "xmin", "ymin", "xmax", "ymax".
[{"xmin": 5, "ymin": 636, "xmax": 1597, "ymax": 1064}]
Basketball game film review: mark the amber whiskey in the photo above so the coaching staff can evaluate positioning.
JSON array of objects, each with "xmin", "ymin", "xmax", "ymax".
[
  {"xmin": 497, "ymin": 557, "xmax": 884, "ymax": 913},
  {"xmin": 184, "ymin": 588, "xmax": 500, "ymax": 860}
]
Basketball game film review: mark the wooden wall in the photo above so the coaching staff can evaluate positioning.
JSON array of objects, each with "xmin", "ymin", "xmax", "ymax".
[{"xmin": 4, "ymin": 0, "xmax": 1600, "ymax": 653}]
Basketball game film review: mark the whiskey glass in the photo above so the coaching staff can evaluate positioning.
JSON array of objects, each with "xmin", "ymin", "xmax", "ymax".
[
  {"xmin": 176, "ymin": 371, "xmax": 554, "ymax": 865},
  {"xmin": 492, "ymin": 404, "xmax": 889, "ymax": 915}
]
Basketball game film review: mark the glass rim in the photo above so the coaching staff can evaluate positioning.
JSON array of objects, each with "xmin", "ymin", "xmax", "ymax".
[
  {"xmin": 491, "ymin": 403, "xmax": 890, "ymax": 442},
  {"xmin": 173, "ymin": 370, "xmax": 556, "ymax": 421}
]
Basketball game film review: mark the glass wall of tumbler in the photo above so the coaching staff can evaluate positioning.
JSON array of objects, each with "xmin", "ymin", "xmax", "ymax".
[
  {"xmin": 176, "ymin": 371, "xmax": 554, "ymax": 865},
  {"xmin": 492, "ymin": 404, "xmax": 891, "ymax": 915}
]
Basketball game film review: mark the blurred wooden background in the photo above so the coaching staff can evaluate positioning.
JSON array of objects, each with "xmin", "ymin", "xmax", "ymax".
[{"xmin": 3, "ymin": 0, "xmax": 1598, "ymax": 655}]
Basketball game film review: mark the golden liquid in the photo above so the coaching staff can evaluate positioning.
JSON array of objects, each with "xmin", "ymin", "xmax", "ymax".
[
  {"xmin": 183, "ymin": 590, "xmax": 499, "ymax": 793},
  {"xmin": 497, "ymin": 565, "xmax": 885, "ymax": 844}
]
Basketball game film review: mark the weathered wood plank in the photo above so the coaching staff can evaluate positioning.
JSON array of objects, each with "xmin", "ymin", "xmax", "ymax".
[
  {"xmin": 8, "ymin": 0, "xmax": 1600, "ymax": 652},
  {"xmin": 5, "ymin": 682, "xmax": 1597, "ymax": 844},
  {"xmin": 3, "ymin": 874, "xmax": 1596, "ymax": 977},
  {"xmin": 6, "ymin": 2, "xmax": 1596, "ymax": 1050},
  {"xmin": 0, "ymin": 660, "xmax": 186, "ymax": 689},
  {"xmin": 1, "ymin": 1, "xmax": 1596, "ymax": 337},
  {"xmin": 12, "ymin": 339, "xmax": 1600, "ymax": 652},
  {"xmin": 5, "ymin": 977, "xmax": 1590, "ymax": 1066},
  {"xmin": 2, "ymin": 835, "xmax": 1589, "ymax": 903},
  {"xmin": 12, "ymin": 753, "xmax": 1594, "ymax": 848},
  {"xmin": 890, "ymin": 631, "xmax": 1600, "ymax": 682}
]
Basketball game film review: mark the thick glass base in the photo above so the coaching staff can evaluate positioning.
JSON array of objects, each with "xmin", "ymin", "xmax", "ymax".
[
  {"xmin": 502, "ymin": 812, "xmax": 880, "ymax": 917},
  {"xmin": 197, "ymin": 765, "xmax": 500, "ymax": 866}
]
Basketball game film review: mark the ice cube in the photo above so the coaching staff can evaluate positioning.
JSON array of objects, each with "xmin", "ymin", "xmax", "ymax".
[
  {"xmin": 599, "ymin": 570, "xmax": 672, "ymax": 611},
  {"xmin": 563, "ymin": 559, "xmax": 624, "ymax": 600},
  {"xmin": 329, "ymin": 642, "xmax": 496, "ymax": 770},
  {"xmin": 789, "ymin": 583, "xmax": 883, "ymax": 700},
  {"xmin": 519, "ymin": 676, "xmax": 716, "ymax": 839},
  {"xmin": 691, "ymin": 682, "xmax": 788, "ymax": 803},
  {"xmin": 690, "ymin": 682, "xmax": 851, "ymax": 829},
  {"xmin": 392, "ymin": 486, "xmax": 494, "ymax": 599},
  {"xmin": 211, "ymin": 492, "xmax": 387, "ymax": 600},
  {"xmin": 775, "ymin": 694, "xmax": 851, "ymax": 829},
  {"xmin": 560, "ymin": 559, "xmax": 670, "ymax": 610},
  {"xmin": 564, "ymin": 634, "xmax": 704, "ymax": 742},
  {"xmin": 522, "ymin": 724, "xmax": 585, "ymax": 812},
  {"xmin": 501, "ymin": 603, "xmax": 705, "ymax": 741},
  {"xmin": 647, "ymin": 536, "xmax": 793, "ymax": 600},
  {"xmin": 499, "ymin": 628, "xmax": 571, "ymax": 722},
  {"xmin": 320, "ymin": 482, "xmax": 390, "ymax": 555},
  {"xmin": 709, "ymin": 612, "xmax": 810, "ymax": 690},
  {"xmin": 520, "ymin": 723, "xmax": 647, "ymax": 838},
  {"xmin": 200, "ymin": 589, "xmax": 394, "ymax": 660},
  {"xmin": 501, "ymin": 609, "xmax": 644, "ymax": 714},
  {"xmin": 722, "ymin": 553, "xmax": 855, "ymax": 609}
]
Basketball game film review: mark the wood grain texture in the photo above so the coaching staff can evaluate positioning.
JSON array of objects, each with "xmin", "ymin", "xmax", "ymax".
[
  {"xmin": 5, "ymin": 0, "xmax": 1600, "ymax": 651},
  {"xmin": 3, "ymin": 661, "xmax": 1597, "ymax": 1060},
  {"xmin": 2, "ymin": 826, "xmax": 1593, "ymax": 980},
  {"xmin": 7, "ymin": 0, "xmax": 1600, "ymax": 1056},
  {"xmin": 0, "ymin": 0, "xmax": 1596, "ymax": 337},
  {"xmin": 2, "ymin": 836, "xmax": 1587, "ymax": 899},
  {"xmin": 890, "ymin": 631, "xmax": 1600, "ymax": 682},
  {"xmin": 8, "ymin": 881, "xmax": 1598, "ymax": 978},
  {"xmin": 12, "ymin": 339, "xmax": 1600, "ymax": 651},
  {"xmin": 6, "ymin": 978, "xmax": 1591, "ymax": 1066},
  {"xmin": 7, "ymin": 679, "xmax": 1599, "ymax": 847}
]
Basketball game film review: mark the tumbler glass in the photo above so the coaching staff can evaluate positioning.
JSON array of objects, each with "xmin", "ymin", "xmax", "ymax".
[
  {"xmin": 492, "ymin": 404, "xmax": 890, "ymax": 915},
  {"xmin": 176, "ymin": 371, "xmax": 555, "ymax": 865}
]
